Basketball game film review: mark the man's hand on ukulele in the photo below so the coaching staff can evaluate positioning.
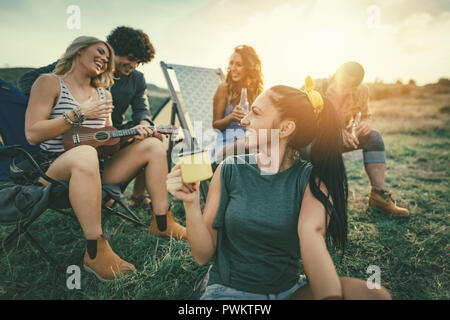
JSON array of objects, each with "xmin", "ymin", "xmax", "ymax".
[
  {"xmin": 138, "ymin": 121, "xmax": 164, "ymax": 142},
  {"xmin": 128, "ymin": 122, "xmax": 164, "ymax": 142}
]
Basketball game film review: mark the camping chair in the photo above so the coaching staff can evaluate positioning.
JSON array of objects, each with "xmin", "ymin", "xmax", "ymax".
[
  {"xmin": 0, "ymin": 145, "xmax": 71, "ymax": 271},
  {"xmin": 0, "ymin": 78, "xmax": 39, "ymax": 180},
  {"xmin": 160, "ymin": 62, "xmax": 225, "ymax": 200},
  {"xmin": 0, "ymin": 78, "xmax": 145, "ymax": 271}
]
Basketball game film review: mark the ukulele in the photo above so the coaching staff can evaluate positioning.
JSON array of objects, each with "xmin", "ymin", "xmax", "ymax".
[{"xmin": 63, "ymin": 125, "xmax": 178, "ymax": 155}]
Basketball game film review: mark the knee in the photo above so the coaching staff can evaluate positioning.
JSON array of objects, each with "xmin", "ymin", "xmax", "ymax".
[
  {"xmin": 70, "ymin": 146, "xmax": 99, "ymax": 175},
  {"xmin": 339, "ymin": 276, "xmax": 392, "ymax": 300},
  {"xmin": 362, "ymin": 129, "xmax": 384, "ymax": 150},
  {"xmin": 370, "ymin": 129, "xmax": 383, "ymax": 143},
  {"xmin": 142, "ymin": 137, "xmax": 167, "ymax": 158}
]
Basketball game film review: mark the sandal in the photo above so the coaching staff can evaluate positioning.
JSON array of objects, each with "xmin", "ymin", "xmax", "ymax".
[{"xmin": 129, "ymin": 194, "xmax": 152, "ymax": 209}]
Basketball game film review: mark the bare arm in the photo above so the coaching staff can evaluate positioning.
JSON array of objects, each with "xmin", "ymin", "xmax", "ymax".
[
  {"xmin": 167, "ymin": 163, "xmax": 223, "ymax": 265},
  {"xmin": 298, "ymin": 184, "xmax": 342, "ymax": 299},
  {"xmin": 212, "ymin": 83, "xmax": 235, "ymax": 131},
  {"xmin": 25, "ymin": 75, "xmax": 113, "ymax": 145},
  {"xmin": 25, "ymin": 74, "xmax": 72, "ymax": 145}
]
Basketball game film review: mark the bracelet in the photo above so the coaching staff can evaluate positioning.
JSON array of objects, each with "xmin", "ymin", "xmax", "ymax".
[
  {"xmin": 71, "ymin": 110, "xmax": 84, "ymax": 124},
  {"xmin": 72, "ymin": 106, "xmax": 85, "ymax": 124},
  {"xmin": 63, "ymin": 112, "xmax": 78, "ymax": 126}
]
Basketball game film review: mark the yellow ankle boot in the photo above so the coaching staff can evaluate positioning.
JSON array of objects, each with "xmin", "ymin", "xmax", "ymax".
[
  {"xmin": 150, "ymin": 211, "xmax": 187, "ymax": 240},
  {"xmin": 368, "ymin": 187, "xmax": 410, "ymax": 217},
  {"xmin": 83, "ymin": 235, "xmax": 136, "ymax": 281}
]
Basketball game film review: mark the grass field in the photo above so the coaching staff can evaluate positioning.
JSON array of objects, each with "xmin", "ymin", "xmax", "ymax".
[{"xmin": 0, "ymin": 85, "xmax": 448, "ymax": 300}]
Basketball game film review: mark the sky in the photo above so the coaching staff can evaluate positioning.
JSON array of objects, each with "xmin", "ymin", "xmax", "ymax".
[{"xmin": 0, "ymin": 0, "xmax": 449, "ymax": 88}]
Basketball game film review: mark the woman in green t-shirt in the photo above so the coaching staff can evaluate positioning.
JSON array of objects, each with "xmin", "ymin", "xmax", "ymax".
[{"xmin": 167, "ymin": 83, "xmax": 391, "ymax": 300}]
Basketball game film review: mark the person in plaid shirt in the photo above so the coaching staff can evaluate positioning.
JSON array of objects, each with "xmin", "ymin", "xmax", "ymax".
[{"xmin": 304, "ymin": 62, "xmax": 409, "ymax": 217}]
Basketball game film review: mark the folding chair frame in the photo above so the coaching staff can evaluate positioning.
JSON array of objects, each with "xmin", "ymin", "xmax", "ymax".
[
  {"xmin": 160, "ymin": 61, "xmax": 225, "ymax": 200},
  {"xmin": 0, "ymin": 145, "xmax": 146, "ymax": 271}
]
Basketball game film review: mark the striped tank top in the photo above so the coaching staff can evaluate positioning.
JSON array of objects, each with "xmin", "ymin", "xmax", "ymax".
[{"xmin": 40, "ymin": 74, "xmax": 107, "ymax": 152}]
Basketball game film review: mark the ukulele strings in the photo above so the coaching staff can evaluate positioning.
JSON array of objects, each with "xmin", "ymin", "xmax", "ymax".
[{"xmin": 74, "ymin": 127, "xmax": 170, "ymax": 140}]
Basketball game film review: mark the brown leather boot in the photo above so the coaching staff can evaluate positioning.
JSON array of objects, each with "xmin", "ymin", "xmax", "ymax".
[
  {"xmin": 368, "ymin": 187, "xmax": 410, "ymax": 217},
  {"xmin": 83, "ymin": 235, "xmax": 136, "ymax": 281},
  {"xmin": 150, "ymin": 211, "xmax": 187, "ymax": 240}
]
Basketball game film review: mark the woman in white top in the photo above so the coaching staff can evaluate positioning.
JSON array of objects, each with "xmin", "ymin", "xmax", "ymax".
[{"xmin": 25, "ymin": 36, "xmax": 179, "ymax": 281}]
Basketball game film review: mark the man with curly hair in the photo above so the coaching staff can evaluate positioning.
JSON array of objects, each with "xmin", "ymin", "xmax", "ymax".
[{"xmin": 18, "ymin": 26, "xmax": 187, "ymax": 240}]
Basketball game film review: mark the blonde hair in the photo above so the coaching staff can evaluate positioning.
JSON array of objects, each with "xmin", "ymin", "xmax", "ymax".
[{"xmin": 54, "ymin": 36, "xmax": 115, "ymax": 88}]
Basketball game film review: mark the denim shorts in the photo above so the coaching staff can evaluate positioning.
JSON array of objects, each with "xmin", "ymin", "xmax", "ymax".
[
  {"xmin": 300, "ymin": 129, "xmax": 386, "ymax": 164},
  {"xmin": 200, "ymin": 275, "xmax": 308, "ymax": 300}
]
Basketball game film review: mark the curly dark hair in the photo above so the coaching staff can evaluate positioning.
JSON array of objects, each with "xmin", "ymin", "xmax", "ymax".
[{"xmin": 106, "ymin": 26, "xmax": 155, "ymax": 64}]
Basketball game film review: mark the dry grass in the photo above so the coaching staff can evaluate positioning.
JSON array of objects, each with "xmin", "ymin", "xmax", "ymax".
[
  {"xmin": 369, "ymin": 87, "xmax": 450, "ymax": 134},
  {"xmin": 1, "ymin": 83, "xmax": 449, "ymax": 300}
]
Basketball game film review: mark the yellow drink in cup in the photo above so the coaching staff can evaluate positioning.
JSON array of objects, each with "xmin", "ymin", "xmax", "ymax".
[{"xmin": 179, "ymin": 149, "xmax": 213, "ymax": 183}]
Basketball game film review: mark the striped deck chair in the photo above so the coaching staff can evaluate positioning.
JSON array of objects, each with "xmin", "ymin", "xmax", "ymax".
[{"xmin": 160, "ymin": 62, "xmax": 225, "ymax": 199}]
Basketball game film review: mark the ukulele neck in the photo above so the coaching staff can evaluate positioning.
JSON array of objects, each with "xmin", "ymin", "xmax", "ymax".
[{"xmin": 110, "ymin": 126, "xmax": 155, "ymax": 138}]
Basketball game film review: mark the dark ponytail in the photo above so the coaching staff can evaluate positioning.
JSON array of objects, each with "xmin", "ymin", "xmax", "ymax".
[
  {"xmin": 269, "ymin": 86, "xmax": 348, "ymax": 250},
  {"xmin": 309, "ymin": 97, "xmax": 348, "ymax": 250}
]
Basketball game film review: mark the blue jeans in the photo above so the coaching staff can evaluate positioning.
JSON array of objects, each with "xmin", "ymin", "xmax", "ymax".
[
  {"xmin": 301, "ymin": 129, "xmax": 386, "ymax": 164},
  {"xmin": 200, "ymin": 275, "xmax": 308, "ymax": 300}
]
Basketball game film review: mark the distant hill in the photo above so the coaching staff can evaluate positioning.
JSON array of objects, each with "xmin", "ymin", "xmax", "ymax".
[
  {"xmin": 0, "ymin": 67, "xmax": 34, "ymax": 88},
  {"xmin": 0, "ymin": 67, "xmax": 170, "ymax": 117},
  {"xmin": 147, "ymin": 83, "xmax": 169, "ymax": 96}
]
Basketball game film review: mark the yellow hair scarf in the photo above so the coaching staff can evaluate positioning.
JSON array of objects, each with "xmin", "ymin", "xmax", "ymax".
[{"xmin": 303, "ymin": 75, "xmax": 324, "ymax": 116}]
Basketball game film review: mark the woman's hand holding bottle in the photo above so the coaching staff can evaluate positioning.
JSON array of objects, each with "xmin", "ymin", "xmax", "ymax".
[{"xmin": 229, "ymin": 105, "xmax": 247, "ymax": 122}]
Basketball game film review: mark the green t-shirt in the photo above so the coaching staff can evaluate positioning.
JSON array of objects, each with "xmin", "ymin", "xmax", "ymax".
[{"xmin": 208, "ymin": 154, "xmax": 312, "ymax": 294}]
